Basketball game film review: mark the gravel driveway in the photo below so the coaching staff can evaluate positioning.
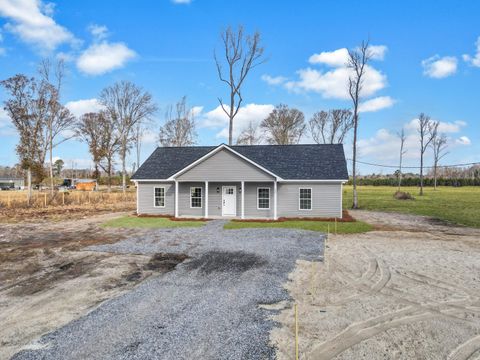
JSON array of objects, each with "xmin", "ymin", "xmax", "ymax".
[{"xmin": 13, "ymin": 220, "xmax": 324, "ymax": 360}]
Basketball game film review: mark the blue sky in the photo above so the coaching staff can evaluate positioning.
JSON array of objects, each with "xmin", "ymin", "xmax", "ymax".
[{"xmin": 0, "ymin": 0, "xmax": 478, "ymax": 174}]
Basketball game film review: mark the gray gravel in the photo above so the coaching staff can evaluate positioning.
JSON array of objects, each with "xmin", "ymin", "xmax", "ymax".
[{"xmin": 12, "ymin": 220, "xmax": 324, "ymax": 360}]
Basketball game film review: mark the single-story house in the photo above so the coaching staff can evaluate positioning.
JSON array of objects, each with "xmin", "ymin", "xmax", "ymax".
[{"xmin": 131, "ymin": 143, "xmax": 348, "ymax": 220}]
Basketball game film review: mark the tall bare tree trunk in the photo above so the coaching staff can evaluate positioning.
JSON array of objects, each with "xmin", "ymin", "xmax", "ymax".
[
  {"xmin": 107, "ymin": 158, "xmax": 112, "ymax": 193},
  {"xmin": 352, "ymin": 112, "xmax": 358, "ymax": 209},
  {"xmin": 434, "ymin": 164, "xmax": 437, "ymax": 190},
  {"xmin": 420, "ymin": 153, "xmax": 424, "ymax": 195},
  {"xmin": 27, "ymin": 167, "xmax": 32, "ymax": 206},
  {"xmin": 49, "ymin": 130, "xmax": 54, "ymax": 196},
  {"xmin": 122, "ymin": 156, "xmax": 126, "ymax": 195}
]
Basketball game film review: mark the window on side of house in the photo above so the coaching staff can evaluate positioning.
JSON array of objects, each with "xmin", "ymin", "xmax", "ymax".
[
  {"xmin": 257, "ymin": 187, "xmax": 270, "ymax": 209},
  {"xmin": 190, "ymin": 187, "xmax": 202, "ymax": 208},
  {"xmin": 299, "ymin": 188, "xmax": 312, "ymax": 210},
  {"xmin": 154, "ymin": 187, "xmax": 165, "ymax": 207}
]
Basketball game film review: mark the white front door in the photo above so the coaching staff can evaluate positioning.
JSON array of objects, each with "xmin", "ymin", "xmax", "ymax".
[{"xmin": 222, "ymin": 186, "xmax": 236, "ymax": 216}]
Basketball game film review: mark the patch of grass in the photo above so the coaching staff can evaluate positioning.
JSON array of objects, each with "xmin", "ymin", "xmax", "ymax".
[
  {"xmin": 102, "ymin": 216, "xmax": 205, "ymax": 229},
  {"xmin": 224, "ymin": 220, "xmax": 373, "ymax": 234},
  {"xmin": 343, "ymin": 186, "xmax": 480, "ymax": 228}
]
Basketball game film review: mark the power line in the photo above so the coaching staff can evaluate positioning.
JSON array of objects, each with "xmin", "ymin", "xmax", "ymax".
[{"xmin": 346, "ymin": 159, "xmax": 480, "ymax": 169}]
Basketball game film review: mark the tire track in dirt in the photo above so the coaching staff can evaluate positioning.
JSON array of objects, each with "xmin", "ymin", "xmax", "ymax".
[
  {"xmin": 448, "ymin": 335, "xmax": 480, "ymax": 360},
  {"xmin": 309, "ymin": 299, "xmax": 477, "ymax": 359},
  {"xmin": 307, "ymin": 241, "xmax": 479, "ymax": 359}
]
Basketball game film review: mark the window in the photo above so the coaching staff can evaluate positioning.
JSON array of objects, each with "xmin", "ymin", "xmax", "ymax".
[
  {"xmin": 257, "ymin": 187, "xmax": 270, "ymax": 209},
  {"xmin": 190, "ymin": 187, "xmax": 202, "ymax": 208},
  {"xmin": 299, "ymin": 188, "xmax": 312, "ymax": 210},
  {"xmin": 154, "ymin": 187, "xmax": 165, "ymax": 207}
]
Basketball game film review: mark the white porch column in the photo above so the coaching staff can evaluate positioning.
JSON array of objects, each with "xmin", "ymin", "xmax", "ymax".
[
  {"xmin": 273, "ymin": 179, "xmax": 278, "ymax": 220},
  {"xmin": 241, "ymin": 181, "xmax": 245, "ymax": 219},
  {"xmin": 174, "ymin": 180, "xmax": 179, "ymax": 218},
  {"xmin": 205, "ymin": 181, "xmax": 209, "ymax": 218}
]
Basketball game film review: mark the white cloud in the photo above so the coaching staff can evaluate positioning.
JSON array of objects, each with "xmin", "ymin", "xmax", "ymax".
[
  {"xmin": 422, "ymin": 55, "xmax": 458, "ymax": 78},
  {"xmin": 76, "ymin": 42, "xmax": 136, "ymax": 75},
  {"xmin": 283, "ymin": 45, "xmax": 389, "ymax": 100},
  {"xmin": 261, "ymin": 74, "xmax": 288, "ymax": 86},
  {"xmin": 191, "ymin": 106, "xmax": 204, "ymax": 117},
  {"xmin": 171, "ymin": 0, "xmax": 192, "ymax": 3},
  {"xmin": 463, "ymin": 36, "xmax": 480, "ymax": 67},
  {"xmin": 0, "ymin": 0, "xmax": 75, "ymax": 52},
  {"xmin": 199, "ymin": 103, "xmax": 274, "ymax": 140},
  {"xmin": 405, "ymin": 118, "xmax": 466, "ymax": 134},
  {"xmin": 65, "ymin": 98, "xmax": 104, "ymax": 118},
  {"xmin": 359, "ymin": 96, "xmax": 395, "ymax": 113},
  {"xmin": 88, "ymin": 24, "xmax": 108, "ymax": 40},
  {"xmin": 309, "ymin": 48, "xmax": 349, "ymax": 67},
  {"xmin": 285, "ymin": 64, "xmax": 387, "ymax": 100},
  {"xmin": 359, "ymin": 118, "xmax": 470, "ymax": 163},
  {"xmin": 455, "ymin": 136, "xmax": 471, "ymax": 145},
  {"xmin": 368, "ymin": 45, "xmax": 388, "ymax": 60}
]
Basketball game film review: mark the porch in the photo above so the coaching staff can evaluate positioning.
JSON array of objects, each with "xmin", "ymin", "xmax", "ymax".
[{"xmin": 174, "ymin": 181, "xmax": 278, "ymax": 220}]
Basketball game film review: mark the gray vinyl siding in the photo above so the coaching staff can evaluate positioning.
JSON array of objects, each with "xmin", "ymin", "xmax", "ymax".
[
  {"xmin": 137, "ymin": 182, "xmax": 174, "ymax": 215},
  {"xmin": 176, "ymin": 148, "xmax": 274, "ymax": 182},
  {"xmin": 178, "ymin": 182, "xmax": 204, "ymax": 217},
  {"xmin": 137, "ymin": 181, "xmax": 342, "ymax": 219},
  {"xmin": 244, "ymin": 182, "xmax": 274, "ymax": 218},
  {"xmin": 277, "ymin": 182, "xmax": 342, "ymax": 218}
]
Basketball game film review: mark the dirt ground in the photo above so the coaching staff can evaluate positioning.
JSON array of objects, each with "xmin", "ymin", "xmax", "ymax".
[
  {"xmin": 271, "ymin": 210, "xmax": 480, "ymax": 359},
  {"xmin": 0, "ymin": 213, "xmax": 188, "ymax": 360}
]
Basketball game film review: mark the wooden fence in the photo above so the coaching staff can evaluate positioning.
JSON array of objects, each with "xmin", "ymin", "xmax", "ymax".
[{"xmin": 0, "ymin": 190, "xmax": 136, "ymax": 209}]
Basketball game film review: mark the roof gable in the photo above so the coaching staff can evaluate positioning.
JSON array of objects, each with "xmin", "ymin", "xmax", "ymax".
[{"xmin": 176, "ymin": 146, "xmax": 276, "ymax": 181}]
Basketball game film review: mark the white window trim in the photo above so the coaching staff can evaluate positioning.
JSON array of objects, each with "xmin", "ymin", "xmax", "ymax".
[
  {"xmin": 153, "ymin": 186, "xmax": 166, "ymax": 208},
  {"xmin": 298, "ymin": 187, "xmax": 313, "ymax": 211},
  {"xmin": 257, "ymin": 187, "xmax": 271, "ymax": 210},
  {"xmin": 190, "ymin": 186, "xmax": 203, "ymax": 209}
]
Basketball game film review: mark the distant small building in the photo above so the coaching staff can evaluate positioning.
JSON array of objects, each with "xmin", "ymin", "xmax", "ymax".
[{"xmin": 0, "ymin": 177, "xmax": 24, "ymax": 189}]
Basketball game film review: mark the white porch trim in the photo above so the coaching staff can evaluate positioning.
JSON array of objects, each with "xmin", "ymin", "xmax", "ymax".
[
  {"xmin": 241, "ymin": 181, "xmax": 245, "ymax": 219},
  {"xmin": 273, "ymin": 180, "xmax": 278, "ymax": 220},
  {"xmin": 174, "ymin": 180, "xmax": 179, "ymax": 217},
  {"xmin": 205, "ymin": 181, "xmax": 209, "ymax": 218}
]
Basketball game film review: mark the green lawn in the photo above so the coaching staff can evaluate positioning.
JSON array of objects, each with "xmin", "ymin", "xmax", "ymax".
[
  {"xmin": 102, "ymin": 216, "xmax": 206, "ymax": 229},
  {"xmin": 343, "ymin": 186, "xmax": 480, "ymax": 228},
  {"xmin": 224, "ymin": 220, "xmax": 373, "ymax": 234}
]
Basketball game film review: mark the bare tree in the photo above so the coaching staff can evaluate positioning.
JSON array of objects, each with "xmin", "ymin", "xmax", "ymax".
[
  {"xmin": 236, "ymin": 121, "xmax": 263, "ymax": 145},
  {"xmin": 215, "ymin": 25, "xmax": 265, "ymax": 145},
  {"xmin": 158, "ymin": 96, "xmax": 197, "ymax": 147},
  {"xmin": 100, "ymin": 81, "xmax": 157, "ymax": 194},
  {"xmin": 430, "ymin": 133, "xmax": 448, "ymax": 190},
  {"xmin": 418, "ymin": 113, "xmax": 438, "ymax": 195},
  {"xmin": 1, "ymin": 75, "xmax": 49, "ymax": 204},
  {"xmin": 260, "ymin": 104, "xmax": 305, "ymax": 145},
  {"xmin": 397, "ymin": 128, "xmax": 407, "ymax": 190},
  {"xmin": 309, "ymin": 109, "xmax": 353, "ymax": 144},
  {"xmin": 38, "ymin": 59, "xmax": 75, "ymax": 194},
  {"xmin": 347, "ymin": 40, "xmax": 372, "ymax": 209}
]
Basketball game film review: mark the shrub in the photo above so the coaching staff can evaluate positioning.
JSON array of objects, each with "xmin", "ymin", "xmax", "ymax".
[{"xmin": 393, "ymin": 191, "xmax": 414, "ymax": 200}]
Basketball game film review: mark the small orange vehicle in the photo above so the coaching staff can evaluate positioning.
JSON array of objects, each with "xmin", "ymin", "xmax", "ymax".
[{"xmin": 75, "ymin": 181, "xmax": 97, "ymax": 191}]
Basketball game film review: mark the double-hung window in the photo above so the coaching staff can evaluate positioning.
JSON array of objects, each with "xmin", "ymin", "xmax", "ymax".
[
  {"xmin": 154, "ymin": 187, "xmax": 165, "ymax": 207},
  {"xmin": 190, "ymin": 187, "xmax": 202, "ymax": 208},
  {"xmin": 257, "ymin": 187, "xmax": 270, "ymax": 210},
  {"xmin": 299, "ymin": 188, "xmax": 312, "ymax": 210}
]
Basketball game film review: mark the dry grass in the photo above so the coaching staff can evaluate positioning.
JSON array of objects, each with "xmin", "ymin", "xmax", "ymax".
[{"xmin": 0, "ymin": 190, "xmax": 136, "ymax": 222}]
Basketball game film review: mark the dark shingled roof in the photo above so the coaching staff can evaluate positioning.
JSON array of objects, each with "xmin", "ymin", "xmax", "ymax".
[{"xmin": 131, "ymin": 144, "xmax": 348, "ymax": 180}]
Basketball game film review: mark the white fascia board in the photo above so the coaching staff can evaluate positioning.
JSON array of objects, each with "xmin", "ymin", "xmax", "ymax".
[
  {"xmin": 279, "ymin": 179, "xmax": 348, "ymax": 183},
  {"xmin": 167, "ymin": 144, "xmax": 282, "ymax": 180},
  {"xmin": 134, "ymin": 179, "xmax": 173, "ymax": 182}
]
